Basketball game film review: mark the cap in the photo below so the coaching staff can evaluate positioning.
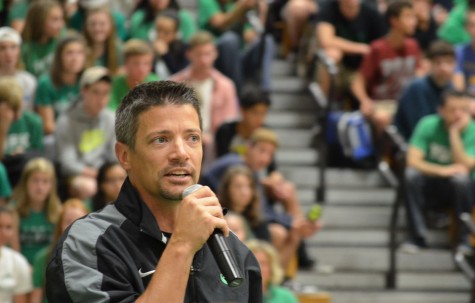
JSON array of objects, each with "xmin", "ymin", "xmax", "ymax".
[
  {"xmin": 0, "ymin": 27, "xmax": 21, "ymax": 45},
  {"xmin": 79, "ymin": 0, "xmax": 109, "ymax": 9},
  {"xmin": 80, "ymin": 66, "xmax": 111, "ymax": 88}
]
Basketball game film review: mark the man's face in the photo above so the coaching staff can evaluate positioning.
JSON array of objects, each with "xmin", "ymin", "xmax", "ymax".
[
  {"xmin": 118, "ymin": 104, "xmax": 202, "ymax": 202},
  {"xmin": 186, "ymin": 43, "xmax": 217, "ymax": 71},
  {"xmin": 245, "ymin": 141, "xmax": 276, "ymax": 172},
  {"xmin": 431, "ymin": 55, "xmax": 455, "ymax": 85},
  {"xmin": 0, "ymin": 41, "xmax": 20, "ymax": 70},
  {"xmin": 439, "ymin": 96, "xmax": 471, "ymax": 126},
  {"xmin": 241, "ymin": 104, "xmax": 269, "ymax": 131},
  {"xmin": 82, "ymin": 81, "xmax": 111, "ymax": 117},
  {"xmin": 393, "ymin": 7, "xmax": 417, "ymax": 36},
  {"xmin": 124, "ymin": 54, "xmax": 154, "ymax": 84}
]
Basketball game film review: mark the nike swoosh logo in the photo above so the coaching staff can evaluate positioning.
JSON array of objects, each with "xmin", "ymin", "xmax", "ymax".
[{"xmin": 138, "ymin": 268, "xmax": 156, "ymax": 278}]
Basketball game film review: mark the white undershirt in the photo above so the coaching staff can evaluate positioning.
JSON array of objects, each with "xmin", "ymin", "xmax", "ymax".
[{"xmin": 190, "ymin": 78, "xmax": 213, "ymax": 135}]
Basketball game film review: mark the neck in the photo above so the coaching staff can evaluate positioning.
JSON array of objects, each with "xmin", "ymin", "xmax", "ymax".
[
  {"xmin": 126, "ymin": 76, "xmax": 143, "ymax": 88},
  {"xmin": 190, "ymin": 67, "xmax": 212, "ymax": 81},
  {"xmin": 0, "ymin": 66, "xmax": 16, "ymax": 75},
  {"xmin": 92, "ymin": 43, "xmax": 105, "ymax": 57},
  {"xmin": 430, "ymin": 74, "xmax": 447, "ymax": 87},
  {"xmin": 62, "ymin": 71, "xmax": 77, "ymax": 85},
  {"xmin": 236, "ymin": 122, "xmax": 254, "ymax": 139},
  {"xmin": 30, "ymin": 199, "xmax": 45, "ymax": 212},
  {"xmin": 143, "ymin": 196, "xmax": 178, "ymax": 233},
  {"xmin": 386, "ymin": 30, "xmax": 405, "ymax": 48}
]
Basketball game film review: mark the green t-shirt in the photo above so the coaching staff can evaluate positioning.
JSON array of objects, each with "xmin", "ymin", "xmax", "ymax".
[
  {"xmin": 21, "ymin": 39, "xmax": 58, "ymax": 78},
  {"xmin": 129, "ymin": 9, "xmax": 196, "ymax": 42},
  {"xmin": 32, "ymin": 247, "xmax": 49, "ymax": 303},
  {"xmin": 5, "ymin": 111, "xmax": 44, "ymax": 156},
  {"xmin": 437, "ymin": 0, "xmax": 470, "ymax": 45},
  {"xmin": 198, "ymin": 0, "xmax": 250, "ymax": 37},
  {"xmin": 264, "ymin": 285, "xmax": 298, "ymax": 303},
  {"xmin": 109, "ymin": 74, "xmax": 160, "ymax": 110},
  {"xmin": 35, "ymin": 74, "xmax": 80, "ymax": 117},
  {"xmin": 410, "ymin": 114, "xmax": 475, "ymax": 176},
  {"xmin": 68, "ymin": 9, "xmax": 127, "ymax": 41},
  {"xmin": 0, "ymin": 163, "xmax": 11, "ymax": 199},
  {"xmin": 19, "ymin": 211, "xmax": 55, "ymax": 264}
]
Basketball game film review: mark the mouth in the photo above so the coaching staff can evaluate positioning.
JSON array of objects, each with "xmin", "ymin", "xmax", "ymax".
[{"xmin": 163, "ymin": 168, "xmax": 193, "ymax": 182}]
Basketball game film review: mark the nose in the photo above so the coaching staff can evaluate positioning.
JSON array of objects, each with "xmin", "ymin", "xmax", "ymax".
[{"xmin": 169, "ymin": 138, "xmax": 189, "ymax": 163}]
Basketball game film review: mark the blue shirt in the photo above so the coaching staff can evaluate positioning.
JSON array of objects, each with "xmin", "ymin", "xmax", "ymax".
[{"xmin": 455, "ymin": 44, "xmax": 475, "ymax": 96}]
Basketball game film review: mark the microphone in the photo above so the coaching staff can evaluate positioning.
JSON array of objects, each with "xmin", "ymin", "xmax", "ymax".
[{"xmin": 182, "ymin": 184, "xmax": 244, "ymax": 287}]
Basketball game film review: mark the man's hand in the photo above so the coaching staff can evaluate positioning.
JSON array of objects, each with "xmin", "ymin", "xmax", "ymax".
[
  {"xmin": 441, "ymin": 163, "xmax": 469, "ymax": 177},
  {"xmin": 360, "ymin": 99, "xmax": 375, "ymax": 117},
  {"xmin": 171, "ymin": 186, "xmax": 229, "ymax": 254},
  {"xmin": 450, "ymin": 114, "xmax": 471, "ymax": 134},
  {"xmin": 292, "ymin": 216, "xmax": 322, "ymax": 239}
]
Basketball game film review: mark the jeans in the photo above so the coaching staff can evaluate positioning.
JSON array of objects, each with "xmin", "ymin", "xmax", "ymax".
[{"xmin": 404, "ymin": 167, "xmax": 474, "ymax": 245}]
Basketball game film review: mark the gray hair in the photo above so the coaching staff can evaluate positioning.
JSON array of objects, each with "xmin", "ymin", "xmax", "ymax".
[{"xmin": 115, "ymin": 80, "xmax": 202, "ymax": 149}]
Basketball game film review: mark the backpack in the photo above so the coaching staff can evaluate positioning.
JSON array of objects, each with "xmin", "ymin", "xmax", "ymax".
[{"xmin": 337, "ymin": 111, "xmax": 374, "ymax": 161}]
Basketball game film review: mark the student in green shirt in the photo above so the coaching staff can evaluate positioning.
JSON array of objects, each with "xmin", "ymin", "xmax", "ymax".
[
  {"xmin": 0, "ymin": 77, "xmax": 44, "ymax": 161},
  {"xmin": 402, "ymin": 89, "xmax": 475, "ymax": 255},
  {"xmin": 35, "ymin": 34, "xmax": 86, "ymax": 135},
  {"xmin": 109, "ymin": 39, "xmax": 159, "ymax": 110},
  {"xmin": 129, "ymin": 0, "xmax": 196, "ymax": 42},
  {"xmin": 246, "ymin": 239, "xmax": 299, "ymax": 303},
  {"xmin": 12, "ymin": 157, "xmax": 62, "ymax": 264},
  {"xmin": 31, "ymin": 199, "xmax": 89, "ymax": 303},
  {"xmin": 20, "ymin": 0, "xmax": 65, "ymax": 77},
  {"xmin": 68, "ymin": 0, "xmax": 127, "ymax": 41},
  {"xmin": 84, "ymin": 6, "xmax": 123, "ymax": 76}
]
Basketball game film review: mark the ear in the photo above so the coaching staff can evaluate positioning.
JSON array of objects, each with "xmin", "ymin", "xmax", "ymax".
[{"xmin": 115, "ymin": 141, "xmax": 131, "ymax": 171}]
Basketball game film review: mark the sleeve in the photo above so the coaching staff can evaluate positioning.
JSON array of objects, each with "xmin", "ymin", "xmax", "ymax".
[
  {"xmin": 315, "ymin": 2, "xmax": 335, "ymax": 24},
  {"xmin": 28, "ymin": 113, "xmax": 45, "ymax": 151},
  {"xmin": 35, "ymin": 76, "xmax": 53, "ymax": 106},
  {"xmin": 179, "ymin": 10, "xmax": 197, "ymax": 42},
  {"xmin": 463, "ymin": 123, "xmax": 475, "ymax": 157},
  {"xmin": 0, "ymin": 163, "xmax": 12, "ymax": 198},
  {"xmin": 409, "ymin": 117, "xmax": 431, "ymax": 153},
  {"xmin": 128, "ymin": 10, "xmax": 147, "ymax": 40},
  {"xmin": 13, "ymin": 251, "xmax": 33, "ymax": 295},
  {"xmin": 46, "ymin": 225, "xmax": 140, "ymax": 303},
  {"xmin": 55, "ymin": 116, "xmax": 85, "ymax": 177},
  {"xmin": 33, "ymin": 249, "xmax": 47, "ymax": 288},
  {"xmin": 112, "ymin": 11, "xmax": 127, "ymax": 41},
  {"xmin": 198, "ymin": 0, "xmax": 221, "ymax": 29}
]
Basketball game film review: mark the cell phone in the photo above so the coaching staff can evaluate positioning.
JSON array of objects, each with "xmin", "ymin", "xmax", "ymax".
[{"xmin": 307, "ymin": 204, "xmax": 322, "ymax": 222}]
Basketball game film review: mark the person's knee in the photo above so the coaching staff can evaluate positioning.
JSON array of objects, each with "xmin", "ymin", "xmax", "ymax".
[
  {"xmin": 405, "ymin": 167, "xmax": 424, "ymax": 184},
  {"xmin": 284, "ymin": 0, "xmax": 313, "ymax": 20},
  {"xmin": 70, "ymin": 175, "xmax": 97, "ymax": 200},
  {"xmin": 448, "ymin": 174, "xmax": 473, "ymax": 190},
  {"xmin": 217, "ymin": 32, "xmax": 241, "ymax": 51}
]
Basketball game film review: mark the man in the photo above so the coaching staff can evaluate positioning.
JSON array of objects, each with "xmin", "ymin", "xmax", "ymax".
[
  {"xmin": 402, "ymin": 90, "xmax": 475, "ymax": 254},
  {"xmin": 171, "ymin": 31, "xmax": 239, "ymax": 162},
  {"xmin": 316, "ymin": 0, "xmax": 386, "ymax": 96},
  {"xmin": 55, "ymin": 66, "xmax": 116, "ymax": 199},
  {"xmin": 394, "ymin": 40, "xmax": 455, "ymax": 140},
  {"xmin": 352, "ymin": 0, "xmax": 422, "ymax": 135},
  {"xmin": 46, "ymin": 81, "xmax": 262, "ymax": 302},
  {"xmin": 198, "ymin": 0, "xmax": 275, "ymax": 92},
  {"xmin": 108, "ymin": 39, "xmax": 159, "ymax": 111}
]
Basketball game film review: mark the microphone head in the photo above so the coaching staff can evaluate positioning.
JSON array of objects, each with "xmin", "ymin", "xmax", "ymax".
[{"xmin": 182, "ymin": 184, "xmax": 203, "ymax": 199}]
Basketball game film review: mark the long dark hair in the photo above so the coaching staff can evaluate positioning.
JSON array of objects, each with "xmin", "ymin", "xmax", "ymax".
[
  {"xmin": 91, "ymin": 162, "xmax": 120, "ymax": 211},
  {"xmin": 134, "ymin": 0, "xmax": 180, "ymax": 24}
]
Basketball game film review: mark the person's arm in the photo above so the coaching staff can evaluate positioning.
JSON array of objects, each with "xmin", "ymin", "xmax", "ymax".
[
  {"xmin": 453, "ymin": 73, "xmax": 466, "ymax": 90},
  {"xmin": 449, "ymin": 115, "xmax": 475, "ymax": 169},
  {"xmin": 352, "ymin": 72, "xmax": 374, "ymax": 117},
  {"xmin": 316, "ymin": 22, "xmax": 370, "ymax": 55},
  {"xmin": 406, "ymin": 146, "xmax": 468, "ymax": 177},
  {"xmin": 13, "ymin": 294, "xmax": 28, "ymax": 303},
  {"xmin": 29, "ymin": 289, "xmax": 43, "ymax": 303},
  {"xmin": 37, "ymin": 106, "xmax": 55, "ymax": 135},
  {"xmin": 205, "ymin": 0, "xmax": 257, "ymax": 32}
]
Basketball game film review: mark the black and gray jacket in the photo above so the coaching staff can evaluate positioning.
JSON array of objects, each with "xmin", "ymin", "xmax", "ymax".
[{"xmin": 46, "ymin": 178, "xmax": 263, "ymax": 302}]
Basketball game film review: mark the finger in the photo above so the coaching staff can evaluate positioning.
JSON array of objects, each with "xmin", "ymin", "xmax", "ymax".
[
  {"xmin": 211, "ymin": 217, "xmax": 230, "ymax": 237},
  {"xmin": 183, "ymin": 186, "xmax": 216, "ymax": 200}
]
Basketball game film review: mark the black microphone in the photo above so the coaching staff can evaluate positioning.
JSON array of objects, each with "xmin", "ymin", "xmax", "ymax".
[{"xmin": 182, "ymin": 184, "xmax": 244, "ymax": 287}]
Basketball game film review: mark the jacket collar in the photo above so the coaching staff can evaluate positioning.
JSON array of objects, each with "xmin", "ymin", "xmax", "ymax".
[{"xmin": 115, "ymin": 178, "xmax": 167, "ymax": 243}]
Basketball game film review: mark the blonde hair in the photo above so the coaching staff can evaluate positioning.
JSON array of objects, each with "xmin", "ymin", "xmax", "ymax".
[
  {"xmin": 123, "ymin": 39, "xmax": 153, "ymax": 60},
  {"xmin": 250, "ymin": 128, "xmax": 279, "ymax": 148},
  {"xmin": 13, "ymin": 158, "xmax": 62, "ymax": 223},
  {"xmin": 187, "ymin": 31, "xmax": 215, "ymax": 50},
  {"xmin": 22, "ymin": 0, "xmax": 63, "ymax": 43},
  {"xmin": 0, "ymin": 76, "xmax": 23, "ymax": 114},
  {"xmin": 246, "ymin": 239, "xmax": 284, "ymax": 285},
  {"xmin": 84, "ymin": 7, "xmax": 119, "ymax": 75}
]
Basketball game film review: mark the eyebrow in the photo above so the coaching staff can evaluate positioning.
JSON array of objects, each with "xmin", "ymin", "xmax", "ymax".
[{"xmin": 146, "ymin": 128, "xmax": 202, "ymax": 138}]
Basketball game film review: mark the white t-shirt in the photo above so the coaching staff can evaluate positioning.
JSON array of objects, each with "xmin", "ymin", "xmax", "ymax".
[
  {"xmin": 0, "ymin": 246, "xmax": 33, "ymax": 303},
  {"xmin": 14, "ymin": 71, "xmax": 37, "ymax": 112},
  {"xmin": 190, "ymin": 78, "xmax": 213, "ymax": 135}
]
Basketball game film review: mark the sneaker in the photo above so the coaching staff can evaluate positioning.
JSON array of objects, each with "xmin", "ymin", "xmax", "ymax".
[
  {"xmin": 399, "ymin": 240, "xmax": 426, "ymax": 254},
  {"xmin": 456, "ymin": 243, "xmax": 473, "ymax": 256}
]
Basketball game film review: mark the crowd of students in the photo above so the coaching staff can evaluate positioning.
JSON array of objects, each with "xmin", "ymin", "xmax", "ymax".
[{"xmin": 1, "ymin": 0, "xmax": 475, "ymax": 301}]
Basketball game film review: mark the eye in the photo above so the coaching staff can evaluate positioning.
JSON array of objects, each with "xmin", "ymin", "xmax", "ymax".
[
  {"xmin": 189, "ymin": 134, "xmax": 201, "ymax": 143},
  {"xmin": 153, "ymin": 137, "xmax": 168, "ymax": 144}
]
